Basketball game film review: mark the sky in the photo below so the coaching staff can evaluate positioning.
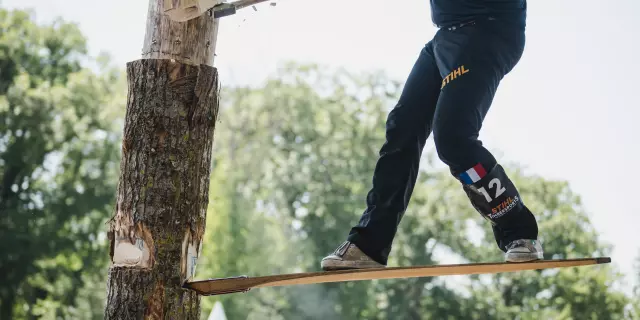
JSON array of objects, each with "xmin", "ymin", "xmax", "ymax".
[{"xmin": 3, "ymin": 0, "xmax": 639, "ymax": 292}]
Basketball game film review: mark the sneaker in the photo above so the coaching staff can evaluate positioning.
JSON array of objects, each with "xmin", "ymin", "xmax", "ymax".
[
  {"xmin": 505, "ymin": 239, "xmax": 544, "ymax": 262},
  {"xmin": 321, "ymin": 241, "xmax": 385, "ymax": 271}
]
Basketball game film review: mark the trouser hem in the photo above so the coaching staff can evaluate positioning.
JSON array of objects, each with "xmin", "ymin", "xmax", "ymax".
[{"xmin": 346, "ymin": 232, "xmax": 389, "ymax": 266}]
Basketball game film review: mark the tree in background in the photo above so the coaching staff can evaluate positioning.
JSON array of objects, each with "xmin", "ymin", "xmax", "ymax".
[
  {"xmin": 1, "ymin": 7, "xmax": 637, "ymax": 318},
  {"xmin": 632, "ymin": 252, "xmax": 640, "ymax": 318},
  {"xmin": 198, "ymin": 62, "xmax": 400, "ymax": 319},
  {"xmin": 198, "ymin": 62, "xmax": 634, "ymax": 319},
  {"xmin": 0, "ymin": 8, "xmax": 125, "ymax": 319}
]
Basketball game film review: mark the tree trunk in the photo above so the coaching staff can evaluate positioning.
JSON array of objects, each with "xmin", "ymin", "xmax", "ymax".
[
  {"xmin": 104, "ymin": 0, "xmax": 221, "ymax": 319},
  {"xmin": 0, "ymin": 294, "xmax": 14, "ymax": 320}
]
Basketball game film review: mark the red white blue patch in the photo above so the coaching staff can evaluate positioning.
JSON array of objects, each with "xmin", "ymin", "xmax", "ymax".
[{"xmin": 460, "ymin": 163, "xmax": 487, "ymax": 184}]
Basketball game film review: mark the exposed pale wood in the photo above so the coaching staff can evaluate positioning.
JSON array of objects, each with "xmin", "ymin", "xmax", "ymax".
[
  {"xmin": 162, "ymin": 0, "xmax": 275, "ymax": 21},
  {"xmin": 183, "ymin": 0, "xmax": 199, "ymax": 7},
  {"xmin": 185, "ymin": 257, "xmax": 611, "ymax": 296},
  {"xmin": 142, "ymin": 0, "xmax": 221, "ymax": 66}
]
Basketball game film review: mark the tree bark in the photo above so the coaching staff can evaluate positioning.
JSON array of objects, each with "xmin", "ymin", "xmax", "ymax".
[
  {"xmin": 104, "ymin": 0, "xmax": 221, "ymax": 319},
  {"xmin": 105, "ymin": 58, "xmax": 219, "ymax": 320}
]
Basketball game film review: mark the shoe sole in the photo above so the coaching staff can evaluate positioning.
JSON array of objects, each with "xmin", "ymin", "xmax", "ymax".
[
  {"xmin": 321, "ymin": 259, "xmax": 385, "ymax": 271},
  {"xmin": 505, "ymin": 252, "xmax": 544, "ymax": 263}
]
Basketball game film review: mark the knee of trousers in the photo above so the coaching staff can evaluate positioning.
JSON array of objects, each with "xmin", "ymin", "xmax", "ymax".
[{"xmin": 432, "ymin": 129, "xmax": 478, "ymax": 169}]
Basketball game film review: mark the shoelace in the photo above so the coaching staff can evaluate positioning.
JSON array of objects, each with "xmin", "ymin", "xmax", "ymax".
[
  {"xmin": 506, "ymin": 239, "xmax": 527, "ymax": 251},
  {"xmin": 334, "ymin": 241, "xmax": 351, "ymax": 256}
]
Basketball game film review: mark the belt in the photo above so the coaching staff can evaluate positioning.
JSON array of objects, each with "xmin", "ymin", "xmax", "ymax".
[{"xmin": 443, "ymin": 16, "xmax": 496, "ymax": 31}]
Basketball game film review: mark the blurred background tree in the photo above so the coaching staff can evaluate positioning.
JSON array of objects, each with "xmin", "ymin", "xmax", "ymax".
[
  {"xmin": 1, "ymin": 7, "xmax": 638, "ymax": 320},
  {"xmin": 197, "ymin": 63, "xmax": 636, "ymax": 320},
  {"xmin": 0, "ymin": 8, "xmax": 125, "ymax": 319}
]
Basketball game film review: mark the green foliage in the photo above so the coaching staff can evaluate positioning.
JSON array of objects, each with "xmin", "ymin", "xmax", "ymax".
[
  {"xmin": 1, "ymin": 7, "xmax": 636, "ymax": 318},
  {"xmin": 198, "ymin": 62, "xmax": 634, "ymax": 319},
  {"xmin": 631, "ymin": 253, "xmax": 640, "ymax": 319},
  {"xmin": 199, "ymin": 62, "xmax": 399, "ymax": 319},
  {"xmin": 0, "ymin": 8, "xmax": 125, "ymax": 319}
]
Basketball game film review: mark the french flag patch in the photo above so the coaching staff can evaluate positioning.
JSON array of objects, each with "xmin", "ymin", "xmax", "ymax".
[{"xmin": 460, "ymin": 163, "xmax": 487, "ymax": 184}]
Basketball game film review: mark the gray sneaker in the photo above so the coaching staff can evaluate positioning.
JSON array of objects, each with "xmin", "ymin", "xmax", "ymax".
[
  {"xmin": 505, "ymin": 239, "xmax": 544, "ymax": 262},
  {"xmin": 321, "ymin": 241, "xmax": 385, "ymax": 271}
]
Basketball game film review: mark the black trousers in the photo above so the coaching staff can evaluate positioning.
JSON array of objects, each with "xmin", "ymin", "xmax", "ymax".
[{"xmin": 347, "ymin": 18, "xmax": 538, "ymax": 265}]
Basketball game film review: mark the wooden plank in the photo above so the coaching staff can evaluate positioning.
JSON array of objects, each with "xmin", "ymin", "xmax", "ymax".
[{"xmin": 184, "ymin": 257, "xmax": 611, "ymax": 296}]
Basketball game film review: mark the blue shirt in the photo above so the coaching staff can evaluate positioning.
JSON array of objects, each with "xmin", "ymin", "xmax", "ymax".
[{"xmin": 430, "ymin": 0, "xmax": 527, "ymax": 27}]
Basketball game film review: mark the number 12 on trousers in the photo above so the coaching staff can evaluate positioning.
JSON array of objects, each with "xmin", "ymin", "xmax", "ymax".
[{"xmin": 477, "ymin": 178, "xmax": 506, "ymax": 202}]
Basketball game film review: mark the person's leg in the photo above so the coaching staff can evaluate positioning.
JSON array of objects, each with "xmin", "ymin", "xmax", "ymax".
[
  {"xmin": 321, "ymin": 41, "xmax": 443, "ymax": 270},
  {"xmin": 431, "ymin": 19, "xmax": 542, "ymax": 261}
]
